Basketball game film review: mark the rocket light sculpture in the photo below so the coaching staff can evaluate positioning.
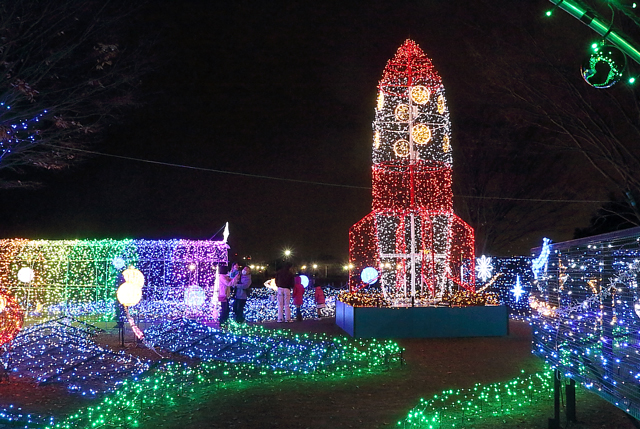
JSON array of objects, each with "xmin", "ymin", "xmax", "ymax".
[{"xmin": 349, "ymin": 39, "xmax": 475, "ymax": 304}]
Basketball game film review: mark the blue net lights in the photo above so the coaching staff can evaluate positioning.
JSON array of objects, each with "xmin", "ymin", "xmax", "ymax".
[{"xmin": 530, "ymin": 227, "xmax": 640, "ymax": 420}]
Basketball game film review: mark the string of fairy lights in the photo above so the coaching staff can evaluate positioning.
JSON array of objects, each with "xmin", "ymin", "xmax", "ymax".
[
  {"xmin": 1, "ymin": 318, "xmax": 151, "ymax": 397},
  {"xmin": 338, "ymin": 256, "xmax": 531, "ymax": 310},
  {"xmin": 400, "ymin": 368, "xmax": 554, "ymax": 428},
  {"xmin": 0, "ymin": 103, "xmax": 47, "ymax": 161},
  {"xmin": 0, "ymin": 316, "xmax": 402, "ymax": 428},
  {"xmin": 348, "ymin": 39, "xmax": 475, "ymax": 306},
  {"xmin": 0, "ymin": 286, "xmax": 23, "ymax": 346}
]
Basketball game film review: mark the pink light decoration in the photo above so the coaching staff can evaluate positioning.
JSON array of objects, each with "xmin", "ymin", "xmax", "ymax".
[{"xmin": 349, "ymin": 40, "xmax": 475, "ymax": 304}]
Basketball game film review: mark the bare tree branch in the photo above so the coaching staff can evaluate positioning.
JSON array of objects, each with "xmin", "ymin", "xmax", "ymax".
[{"xmin": 0, "ymin": 0, "xmax": 154, "ymax": 187}]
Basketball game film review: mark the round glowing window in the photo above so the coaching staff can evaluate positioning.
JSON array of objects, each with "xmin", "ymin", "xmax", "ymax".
[
  {"xmin": 393, "ymin": 139, "xmax": 410, "ymax": 158},
  {"xmin": 410, "ymin": 85, "xmax": 430, "ymax": 104}
]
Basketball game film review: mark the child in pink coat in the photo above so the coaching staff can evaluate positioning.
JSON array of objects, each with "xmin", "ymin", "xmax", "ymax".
[
  {"xmin": 314, "ymin": 285, "xmax": 326, "ymax": 318},
  {"xmin": 292, "ymin": 275, "xmax": 305, "ymax": 321}
]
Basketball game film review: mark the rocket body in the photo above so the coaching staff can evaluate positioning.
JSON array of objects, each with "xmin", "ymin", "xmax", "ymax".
[{"xmin": 349, "ymin": 40, "xmax": 475, "ymax": 302}]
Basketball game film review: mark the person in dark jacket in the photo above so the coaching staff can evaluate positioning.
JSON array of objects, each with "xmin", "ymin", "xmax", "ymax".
[
  {"xmin": 275, "ymin": 262, "xmax": 294, "ymax": 322},
  {"xmin": 232, "ymin": 266, "xmax": 252, "ymax": 323}
]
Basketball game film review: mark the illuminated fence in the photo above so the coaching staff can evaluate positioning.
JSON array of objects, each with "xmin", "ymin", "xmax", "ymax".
[
  {"xmin": 530, "ymin": 227, "xmax": 640, "ymax": 419},
  {"xmin": 0, "ymin": 239, "xmax": 228, "ymax": 320}
]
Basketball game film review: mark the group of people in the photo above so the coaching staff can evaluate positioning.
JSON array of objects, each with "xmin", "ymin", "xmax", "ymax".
[
  {"xmin": 217, "ymin": 262, "xmax": 252, "ymax": 324},
  {"xmin": 217, "ymin": 261, "xmax": 325, "ymax": 325},
  {"xmin": 274, "ymin": 261, "xmax": 325, "ymax": 323}
]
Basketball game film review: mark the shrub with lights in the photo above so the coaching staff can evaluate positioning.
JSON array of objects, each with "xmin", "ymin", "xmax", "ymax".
[
  {"xmin": 530, "ymin": 228, "xmax": 640, "ymax": 420},
  {"xmin": 347, "ymin": 39, "xmax": 475, "ymax": 307},
  {"xmin": 400, "ymin": 368, "xmax": 553, "ymax": 428},
  {"xmin": 0, "ymin": 318, "xmax": 150, "ymax": 397}
]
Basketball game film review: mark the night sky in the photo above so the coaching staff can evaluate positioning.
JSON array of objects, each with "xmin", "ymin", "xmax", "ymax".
[{"xmin": 0, "ymin": 1, "xmax": 615, "ymax": 263}]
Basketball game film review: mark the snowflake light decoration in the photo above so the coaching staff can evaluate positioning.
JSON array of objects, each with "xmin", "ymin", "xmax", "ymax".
[
  {"xmin": 510, "ymin": 275, "xmax": 525, "ymax": 302},
  {"xmin": 476, "ymin": 255, "xmax": 493, "ymax": 283}
]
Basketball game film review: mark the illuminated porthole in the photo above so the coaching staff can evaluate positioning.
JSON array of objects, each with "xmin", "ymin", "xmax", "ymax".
[
  {"xmin": 412, "ymin": 124, "xmax": 431, "ymax": 145},
  {"xmin": 437, "ymin": 95, "xmax": 446, "ymax": 114},
  {"xmin": 443, "ymin": 134, "xmax": 450, "ymax": 152},
  {"xmin": 393, "ymin": 139, "xmax": 410, "ymax": 158},
  {"xmin": 410, "ymin": 85, "xmax": 430, "ymax": 104},
  {"xmin": 394, "ymin": 104, "xmax": 410, "ymax": 121}
]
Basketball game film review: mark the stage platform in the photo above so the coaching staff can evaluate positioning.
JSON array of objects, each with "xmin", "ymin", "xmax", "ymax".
[{"xmin": 335, "ymin": 301, "xmax": 509, "ymax": 338}]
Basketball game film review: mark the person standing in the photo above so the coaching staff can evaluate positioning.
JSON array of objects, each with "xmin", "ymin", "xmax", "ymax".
[
  {"xmin": 292, "ymin": 274, "xmax": 305, "ymax": 322},
  {"xmin": 232, "ymin": 266, "xmax": 252, "ymax": 323},
  {"xmin": 314, "ymin": 284, "xmax": 326, "ymax": 319},
  {"xmin": 217, "ymin": 267, "xmax": 233, "ymax": 325},
  {"xmin": 275, "ymin": 262, "xmax": 294, "ymax": 322}
]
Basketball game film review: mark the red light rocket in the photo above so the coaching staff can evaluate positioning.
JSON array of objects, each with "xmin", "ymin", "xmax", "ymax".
[{"xmin": 349, "ymin": 39, "xmax": 475, "ymax": 303}]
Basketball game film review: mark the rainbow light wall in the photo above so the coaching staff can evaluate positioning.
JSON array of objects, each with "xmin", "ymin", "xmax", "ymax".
[
  {"xmin": 531, "ymin": 227, "xmax": 640, "ymax": 420},
  {"xmin": 349, "ymin": 39, "xmax": 475, "ymax": 304},
  {"xmin": 0, "ymin": 239, "xmax": 228, "ymax": 320}
]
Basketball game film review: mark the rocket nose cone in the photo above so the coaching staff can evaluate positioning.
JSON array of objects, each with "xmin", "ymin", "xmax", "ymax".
[
  {"xmin": 373, "ymin": 40, "xmax": 451, "ymax": 168},
  {"xmin": 379, "ymin": 39, "xmax": 443, "ymax": 96}
]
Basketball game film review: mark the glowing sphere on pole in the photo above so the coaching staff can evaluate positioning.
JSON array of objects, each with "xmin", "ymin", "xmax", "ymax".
[
  {"xmin": 361, "ymin": 267, "xmax": 379, "ymax": 285},
  {"xmin": 17, "ymin": 267, "xmax": 34, "ymax": 283},
  {"xmin": 122, "ymin": 267, "xmax": 145, "ymax": 288},
  {"xmin": 117, "ymin": 282, "xmax": 142, "ymax": 307},
  {"xmin": 299, "ymin": 275, "xmax": 309, "ymax": 287}
]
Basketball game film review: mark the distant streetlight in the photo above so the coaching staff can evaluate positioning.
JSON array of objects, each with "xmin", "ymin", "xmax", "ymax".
[
  {"xmin": 283, "ymin": 249, "xmax": 292, "ymax": 259},
  {"xmin": 312, "ymin": 264, "xmax": 318, "ymax": 269}
]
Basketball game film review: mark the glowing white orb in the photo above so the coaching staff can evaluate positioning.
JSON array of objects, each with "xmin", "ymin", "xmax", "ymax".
[
  {"xmin": 17, "ymin": 267, "xmax": 34, "ymax": 283},
  {"xmin": 184, "ymin": 285, "xmax": 206, "ymax": 307},
  {"xmin": 361, "ymin": 267, "xmax": 379, "ymax": 285},
  {"xmin": 117, "ymin": 282, "xmax": 142, "ymax": 307},
  {"xmin": 299, "ymin": 275, "xmax": 309, "ymax": 288},
  {"xmin": 122, "ymin": 267, "xmax": 145, "ymax": 287},
  {"xmin": 112, "ymin": 257, "xmax": 126, "ymax": 270},
  {"xmin": 264, "ymin": 278, "xmax": 277, "ymax": 291}
]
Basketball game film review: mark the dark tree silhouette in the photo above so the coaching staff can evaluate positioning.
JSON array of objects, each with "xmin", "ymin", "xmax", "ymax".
[
  {"xmin": 0, "ymin": 0, "xmax": 153, "ymax": 188},
  {"xmin": 447, "ymin": 0, "xmax": 640, "ymax": 254},
  {"xmin": 464, "ymin": 1, "xmax": 640, "ymax": 222},
  {"xmin": 574, "ymin": 193, "xmax": 638, "ymax": 238}
]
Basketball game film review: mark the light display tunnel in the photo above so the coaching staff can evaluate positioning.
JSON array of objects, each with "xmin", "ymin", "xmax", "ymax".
[{"xmin": 0, "ymin": 238, "xmax": 229, "ymax": 321}]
